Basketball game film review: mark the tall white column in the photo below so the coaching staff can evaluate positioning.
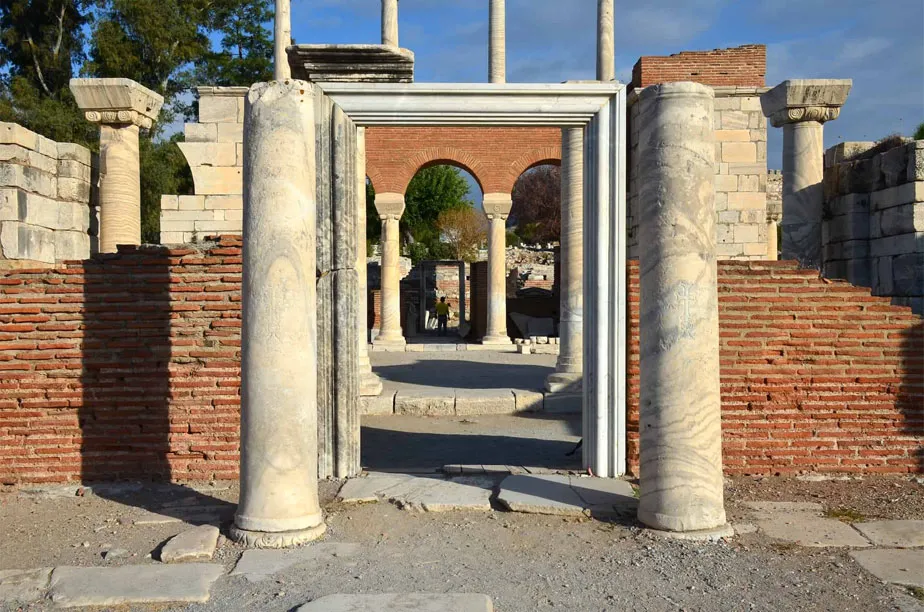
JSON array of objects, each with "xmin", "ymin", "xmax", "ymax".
[
  {"xmin": 636, "ymin": 82, "xmax": 728, "ymax": 534},
  {"xmin": 489, "ymin": 0, "xmax": 506, "ymax": 84},
  {"xmin": 356, "ymin": 128, "xmax": 383, "ymax": 394},
  {"xmin": 760, "ymin": 79, "xmax": 851, "ymax": 268},
  {"xmin": 69, "ymin": 78, "xmax": 163, "ymax": 253},
  {"xmin": 373, "ymin": 192, "xmax": 406, "ymax": 348},
  {"xmin": 232, "ymin": 80, "xmax": 325, "ymax": 548},
  {"xmin": 547, "ymin": 128, "xmax": 584, "ymax": 392},
  {"xmin": 382, "ymin": 0, "xmax": 399, "ymax": 48},
  {"xmin": 274, "ymin": 0, "xmax": 292, "ymax": 80},
  {"xmin": 482, "ymin": 193, "xmax": 512, "ymax": 344},
  {"xmin": 596, "ymin": 0, "xmax": 615, "ymax": 81}
]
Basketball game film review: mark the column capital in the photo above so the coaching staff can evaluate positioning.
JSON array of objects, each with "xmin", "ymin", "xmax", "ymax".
[
  {"xmin": 485, "ymin": 212, "xmax": 509, "ymax": 222},
  {"xmin": 482, "ymin": 192, "xmax": 513, "ymax": 216},
  {"xmin": 760, "ymin": 79, "xmax": 852, "ymax": 128},
  {"xmin": 70, "ymin": 78, "xmax": 164, "ymax": 129},
  {"xmin": 373, "ymin": 191, "xmax": 405, "ymax": 218}
]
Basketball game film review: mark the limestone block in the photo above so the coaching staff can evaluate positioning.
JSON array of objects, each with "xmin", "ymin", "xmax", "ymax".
[
  {"xmin": 738, "ymin": 175, "xmax": 760, "ymax": 192},
  {"xmin": 236, "ymin": 143, "xmax": 245, "ymax": 166},
  {"xmin": 223, "ymin": 208, "xmax": 243, "ymax": 221},
  {"xmin": 194, "ymin": 219, "xmax": 242, "ymax": 233},
  {"xmin": 0, "ymin": 221, "xmax": 55, "ymax": 263},
  {"xmin": 512, "ymin": 389, "xmax": 543, "ymax": 411},
  {"xmin": 714, "ymin": 193, "xmax": 728, "ymax": 211},
  {"xmin": 713, "ymin": 97, "xmax": 740, "ymax": 111},
  {"xmin": 19, "ymin": 193, "xmax": 88, "ymax": 231},
  {"xmin": 734, "ymin": 224, "xmax": 759, "ymax": 243},
  {"xmin": 714, "ymin": 174, "xmax": 737, "ymax": 192},
  {"xmin": 739, "ymin": 97, "xmax": 762, "ymax": 111},
  {"xmin": 178, "ymin": 195, "xmax": 206, "ymax": 211},
  {"xmin": 184, "ymin": 123, "xmax": 217, "ymax": 142},
  {"xmin": 825, "ymin": 141, "xmax": 876, "ymax": 168},
  {"xmin": 717, "ymin": 211, "xmax": 739, "ymax": 224},
  {"xmin": 198, "ymin": 96, "xmax": 240, "ymax": 124},
  {"xmin": 727, "ymin": 192, "xmax": 766, "ymax": 210},
  {"xmin": 55, "ymin": 159, "xmax": 90, "ymax": 182},
  {"xmin": 395, "ymin": 390, "xmax": 454, "ymax": 416},
  {"xmin": 55, "ymin": 230, "xmax": 90, "ymax": 260},
  {"xmin": 726, "ymin": 142, "xmax": 756, "ymax": 162},
  {"xmin": 0, "ymin": 122, "xmax": 39, "ymax": 150},
  {"xmin": 178, "ymin": 142, "xmax": 237, "ymax": 168},
  {"xmin": 715, "ymin": 129, "xmax": 750, "ymax": 142},
  {"xmin": 0, "ymin": 163, "xmax": 57, "ymax": 198},
  {"xmin": 0, "ymin": 188, "xmax": 17, "ymax": 220},
  {"xmin": 57, "ymin": 177, "xmax": 90, "ymax": 203},
  {"xmin": 57, "ymin": 142, "xmax": 91, "ymax": 165},
  {"xmin": 892, "ymin": 252, "xmax": 924, "ymax": 296},
  {"xmin": 744, "ymin": 242, "xmax": 768, "ymax": 256},
  {"xmin": 454, "ymin": 389, "xmax": 516, "ymax": 415},
  {"xmin": 740, "ymin": 209, "xmax": 764, "ymax": 224},
  {"xmin": 870, "ymin": 232, "xmax": 922, "ymax": 258},
  {"xmin": 160, "ymin": 195, "xmax": 178, "ymax": 211},
  {"xmin": 160, "ymin": 231, "xmax": 187, "ymax": 244},
  {"xmin": 205, "ymin": 195, "xmax": 243, "ymax": 210},
  {"xmin": 881, "ymin": 144, "xmax": 909, "ymax": 187},
  {"xmin": 717, "ymin": 242, "xmax": 744, "ymax": 257},
  {"xmin": 717, "ymin": 225, "xmax": 734, "ymax": 244},
  {"xmin": 849, "ymin": 156, "xmax": 884, "ymax": 193},
  {"xmin": 825, "ymin": 212, "xmax": 871, "ymax": 243},
  {"xmin": 907, "ymin": 141, "xmax": 924, "ymax": 182},
  {"xmin": 749, "ymin": 128, "xmax": 767, "ymax": 143},
  {"xmin": 217, "ymin": 122, "xmax": 244, "ymax": 143},
  {"xmin": 879, "ymin": 202, "xmax": 924, "ymax": 236},
  {"xmin": 871, "ymin": 182, "xmax": 922, "ymax": 211},
  {"xmin": 720, "ymin": 111, "xmax": 750, "ymax": 130},
  {"xmin": 0, "ymin": 144, "xmax": 57, "ymax": 174},
  {"xmin": 727, "ymin": 162, "xmax": 766, "ymax": 176},
  {"xmin": 876, "ymin": 257, "xmax": 894, "ymax": 294},
  {"xmin": 190, "ymin": 166, "xmax": 243, "ymax": 195}
]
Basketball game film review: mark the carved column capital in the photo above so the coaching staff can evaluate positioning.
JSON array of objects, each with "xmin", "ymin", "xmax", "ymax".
[
  {"xmin": 83, "ymin": 110, "xmax": 155, "ymax": 129},
  {"xmin": 760, "ymin": 79, "xmax": 852, "ymax": 128},
  {"xmin": 70, "ymin": 78, "xmax": 164, "ymax": 129},
  {"xmin": 485, "ymin": 212, "xmax": 509, "ymax": 222},
  {"xmin": 767, "ymin": 105, "xmax": 841, "ymax": 128}
]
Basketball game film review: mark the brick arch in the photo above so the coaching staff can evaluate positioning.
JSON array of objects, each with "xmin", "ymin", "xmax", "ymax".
[
  {"xmin": 504, "ymin": 147, "xmax": 562, "ymax": 194},
  {"xmin": 400, "ymin": 148, "xmax": 487, "ymax": 195}
]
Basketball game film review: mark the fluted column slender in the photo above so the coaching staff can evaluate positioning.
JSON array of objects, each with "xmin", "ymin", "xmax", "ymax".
[
  {"xmin": 547, "ymin": 128, "xmax": 584, "ymax": 392},
  {"xmin": 637, "ymin": 82, "xmax": 728, "ymax": 534},
  {"xmin": 382, "ymin": 0, "xmax": 399, "ymax": 48},
  {"xmin": 274, "ymin": 0, "xmax": 292, "ymax": 80},
  {"xmin": 356, "ymin": 128, "xmax": 383, "ymax": 394},
  {"xmin": 597, "ymin": 0, "xmax": 615, "ymax": 81},
  {"xmin": 482, "ymin": 193, "xmax": 512, "ymax": 344},
  {"xmin": 232, "ymin": 80, "xmax": 325, "ymax": 548},
  {"xmin": 489, "ymin": 0, "xmax": 506, "ymax": 83},
  {"xmin": 373, "ymin": 192, "xmax": 406, "ymax": 347}
]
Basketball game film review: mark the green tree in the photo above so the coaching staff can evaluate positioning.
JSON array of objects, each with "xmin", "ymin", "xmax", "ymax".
[
  {"xmin": 915, "ymin": 122, "xmax": 924, "ymax": 140},
  {"xmin": 191, "ymin": 0, "xmax": 273, "ymax": 90},
  {"xmin": 401, "ymin": 165, "xmax": 474, "ymax": 262}
]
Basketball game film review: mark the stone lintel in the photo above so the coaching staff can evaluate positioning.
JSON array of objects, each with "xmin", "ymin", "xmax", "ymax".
[
  {"xmin": 760, "ymin": 79, "xmax": 852, "ymax": 127},
  {"xmin": 197, "ymin": 86, "xmax": 250, "ymax": 97},
  {"xmin": 288, "ymin": 44, "xmax": 415, "ymax": 83},
  {"xmin": 70, "ymin": 78, "xmax": 164, "ymax": 129}
]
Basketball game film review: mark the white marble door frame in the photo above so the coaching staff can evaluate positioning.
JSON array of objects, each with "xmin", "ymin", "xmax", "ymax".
[{"xmin": 318, "ymin": 81, "xmax": 628, "ymax": 477}]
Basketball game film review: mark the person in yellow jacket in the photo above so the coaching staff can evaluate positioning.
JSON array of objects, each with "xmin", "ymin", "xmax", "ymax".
[{"xmin": 435, "ymin": 296, "xmax": 451, "ymax": 336}]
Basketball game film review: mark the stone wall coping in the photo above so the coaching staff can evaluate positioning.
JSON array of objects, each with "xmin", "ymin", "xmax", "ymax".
[
  {"xmin": 197, "ymin": 86, "xmax": 250, "ymax": 97},
  {"xmin": 627, "ymin": 84, "xmax": 769, "ymax": 107}
]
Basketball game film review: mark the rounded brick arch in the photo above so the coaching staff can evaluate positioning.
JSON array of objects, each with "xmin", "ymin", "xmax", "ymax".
[
  {"xmin": 505, "ymin": 147, "xmax": 562, "ymax": 194},
  {"xmin": 401, "ymin": 147, "xmax": 488, "ymax": 195}
]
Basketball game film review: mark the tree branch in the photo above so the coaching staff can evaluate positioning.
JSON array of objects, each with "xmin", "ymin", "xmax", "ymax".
[
  {"xmin": 52, "ymin": 2, "xmax": 66, "ymax": 60},
  {"xmin": 25, "ymin": 37, "xmax": 52, "ymax": 96}
]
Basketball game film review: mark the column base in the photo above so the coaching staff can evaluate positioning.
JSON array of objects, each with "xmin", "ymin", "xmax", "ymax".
[
  {"xmin": 373, "ymin": 334, "xmax": 405, "ymax": 348},
  {"xmin": 481, "ymin": 335, "xmax": 511, "ymax": 345},
  {"xmin": 229, "ymin": 522, "xmax": 327, "ymax": 549},
  {"xmin": 545, "ymin": 371, "xmax": 583, "ymax": 393},
  {"xmin": 360, "ymin": 372, "xmax": 383, "ymax": 396},
  {"xmin": 642, "ymin": 523, "xmax": 734, "ymax": 542}
]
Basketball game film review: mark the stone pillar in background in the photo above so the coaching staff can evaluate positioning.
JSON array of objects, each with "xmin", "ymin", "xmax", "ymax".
[
  {"xmin": 547, "ymin": 127, "xmax": 584, "ymax": 392},
  {"xmin": 761, "ymin": 79, "xmax": 851, "ymax": 268},
  {"xmin": 636, "ymin": 82, "xmax": 728, "ymax": 535},
  {"xmin": 232, "ymin": 80, "xmax": 325, "ymax": 548},
  {"xmin": 69, "ymin": 78, "xmax": 163, "ymax": 253},
  {"xmin": 597, "ymin": 0, "xmax": 615, "ymax": 81},
  {"xmin": 275, "ymin": 0, "xmax": 292, "ymax": 80},
  {"xmin": 482, "ymin": 193, "xmax": 512, "ymax": 344},
  {"xmin": 356, "ymin": 128, "xmax": 383, "ymax": 394},
  {"xmin": 373, "ymin": 192, "xmax": 406, "ymax": 348},
  {"xmin": 382, "ymin": 0, "xmax": 399, "ymax": 48},
  {"xmin": 489, "ymin": 0, "xmax": 506, "ymax": 84}
]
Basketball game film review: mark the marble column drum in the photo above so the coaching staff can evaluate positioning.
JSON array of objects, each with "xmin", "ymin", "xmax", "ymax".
[
  {"xmin": 489, "ymin": 0, "xmax": 506, "ymax": 84},
  {"xmin": 356, "ymin": 128, "xmax": 383, "ymax": 395},
  {"xmin": 232, "ymin": 80, "xmax": 326, "ymax": 548},
  {"xmin": 597, "ymin": 0, "xmax": 615, "ymax": 81},
  {"xmin": 274, "ymin": 0, "xmax": 291, "ymax": 80},
  {"xmin": 547, "ymin": 127, "xmax": 584, "ymax": 392},
  {"xmin": 381, "ymin": 0, "xmax": 399, "ymax": 48},
  {"xmin": 636, "ymin": 82, "xmax": 727, "ymax": 533},
  {"xmin": 98, "ymin": 123, "xmax": 141, "ymax": 253},
  {"xmin": 373, "ymin": 192, "xmax": 406, "ymax": 347},
  {"xmin": 482, "ymin": 193, "xmax": 513, "ymax": 344}
]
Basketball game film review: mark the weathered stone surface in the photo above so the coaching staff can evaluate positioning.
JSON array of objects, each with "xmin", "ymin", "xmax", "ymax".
[
  {"xmin": 338, "ymin": 473, "xmax": 414, "ymax": 503},
  {"xmin": 361, "ymin": 392, "xmax": 395, "ymax": 415},
  {"xmin": 0, "ymin": 568, "xmax": 51, "ymax": 603},
  {"xmin": 296, "ymin": 593, "xmax": 494, "ymax": 612},
  {"xmin": 850, "ymin": 549, "xmax": 924, "ymax": 588},
  {"xmin": 397, "ymin": 476, "xmax": 493, "ymax": 512},
  {"xmin": 47, "ymin": 564, "xmax": 224, "ymax": 608},
  {"xmin": 543, "ymin": 393, "xmax": 581, "ymax": 414},
  {"xmin": 70, "ymin": 78, "xmax": 164, "ymax": 128},
  {"xmin": 742, "ymin": 501, "xmax": 823, "ymax": 513},
  {"xmin": 0, "ymin": 221, "xmax": 55, "ymax": 263},
  {"xmin": 512, "ymin": 389, "xmax": 543, "ymax": 411},
  {"xmin": 454, "ymin": 389, "xmax": 515, "ymax": 415},
  {"xmin": 853, "ymin": 520, "xmax": 924, "ymax": 548},
  {"xmin": 497, "ymin": 474, "xmax": 585, "ymax": 516},
  {"xmin": 160, "ymin": 525, "xmax": 220, "ymax": 562},
  {"xmin": 755, "ymin": 513, "xmax": 871, "ymax": 548},
  {"xmin": 288, "ymin": 44, "xmax": 415, "ymax": 83},
  {"xmin": 395, "ymin": 390, "xmax": 454, "ymax": 416},
  {"xmin": 231, "ymin": 543, "xmax": 361, "ymax": 582}
]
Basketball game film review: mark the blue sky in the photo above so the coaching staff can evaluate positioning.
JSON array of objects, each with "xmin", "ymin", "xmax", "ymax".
[{"xmin": 290, "ymin": 0, "xmax": 924, "ymax": 181}]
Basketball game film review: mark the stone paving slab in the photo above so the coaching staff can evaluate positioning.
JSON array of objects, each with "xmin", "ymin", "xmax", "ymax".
[
  {"xmin": 395, "ymin": 390, "xmax": 455, "ymax": 416},
  {"xmin": 497, "ymin": 474, "xmax": 587, "ymax": 516},
  {"xmin": 160, "ymin": 524, "xmax": 220, "ymax": 562},
  {"xmin": 542, "ymin": 393, "xmax": 581, "ymax": 414},
  {"xmin": 338, "ymin": 473, "xmax": 415, "ymax": 503},
  {"xmin": 454, "ymin": 389, "xmax": 516, "ymax": 415},
  {"xmin": 569, "ymin": 475, "xmax": 637, "ymax": 513},
  {"xmin": 296, "ymin": 593, "xmax": 494, "ymax": 611},
  {"xmin": 361, "ymin": 392, "xmax": 396, "ymax": 415},
  {"xmin": 231, "ymin": 543, "xmax": 361, "ymax": 582},
  {"xmin": 512, "ymin": 389, "xmax": 544, "ymax": 411},
  {"xmin": 742, "ymin": 501, "xmax": 824, "ymax": 513},
  {"xmin": 754, "ymin": 513, "xmax": 872, "ymax": 548},
  {"xmin": 850, "ymin": 549, "xmax": 924, "ymax": 588},
  {"xmin": 0, "ymin": 568, "xmax": 51, "ymax": 604},
  {"xmin": 47, "ymin": 564, "xmax": 224, "ymax": 608},
  {"xmin": 338, "ymin": 473, "xmax": 493, "ymax": 512},
  {"xmin": 853, "ymin": 520, "xmax": 924, "ymax": 548}
]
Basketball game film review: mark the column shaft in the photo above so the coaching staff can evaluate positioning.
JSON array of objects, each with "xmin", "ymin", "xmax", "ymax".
[
  {"xmin": 376, "ymin": 214, "xmax": 405, "ymax": 345},
  {"xmin": 382, "ymin": 0, "xmax": 399, "ymax": 47},
  {"xmin": 781, "ymin": 121, "xmax": 824, "ymax": 267},
  {"xmin": 489, "ymin": 0, "xmax": 506, "ymax": 84},
  {"xmin": 597, "ymin": 0, "xmax": 615, "ymax": 81},
  {"xmin": 547, "ymin": 127, "xmax": 584, "ymax": 392},
  {"xmin": 98, "ymin": 123, "xmax": 141, "ymax": 253},
  {"xmin": 637, "ymin": 82, "xmax": 726, "ymax": 533},
  {"xmin": 483, "ymin": 214, "xmax": 510, "ymax": 343},
  {"xmin": 233, "ymin": 80, "xmax": 325, "ymax": 548},
  {"xmin": 274, "ymin": 0, "xmax": 292, "ymax": 80},
  {"xmin": 355, "ymin": 128, "xmax": 382, "ymax": 394}
]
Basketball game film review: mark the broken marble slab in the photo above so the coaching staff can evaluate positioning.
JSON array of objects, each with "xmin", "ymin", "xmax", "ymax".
[
  {"xmin": 850, "ymin": 549, "xmax": 924, "ymax": 588},
  {"xmin": 47, "ymin": 564, "xmax": 224, "ymax": 608},
  {"xmin": 497, "ymin": 474, "xmax": 637, "ymax": 518},
  {"xmin": 160, "ymin": 525, "xmax": 221, "ymax": 563},
  {"xmin": 0, "ymin": 568, "xmax": 52, "ymax": 604},
  {"xmin": 296, "ymin": 593, "xmax": 494, "ymax": 611},
  {"xmin": 338, "ymin": 473, "xmax": 494, "ymax": 512},
  {"xmin": 230, "ymin": 543, "xmax": 361, "ymax": 582},
  {"xmin": 853, "ymin": 520, "xmax": 924, "ymax": 548}
]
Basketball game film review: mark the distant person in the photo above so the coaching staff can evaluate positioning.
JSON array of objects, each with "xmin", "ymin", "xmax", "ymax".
[{"xmin": 435, "ymin": 297, "xmax": 450, "ymax": 336}]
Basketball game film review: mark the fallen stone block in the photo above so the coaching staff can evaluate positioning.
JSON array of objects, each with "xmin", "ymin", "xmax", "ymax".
[
  {"xmin": 337, "ymin": 473, "xmax": 414, "ymax": 503},
  {"xmin": 0, "ymin": 568, "xmax": 51, "ymax": 604},
  {"xmin": 159, "ymin": 525, "xmax": 220, "ymax": 563},
  {"xmin": 395, "ymin": 390, "xmax": 455, "ymax": 416},
  {"xmin": 231, "ymin": 543, "xmax": 361, "ymax": 582},
  {"xmin": 497, "ymin": 474, "xmax": 585, "ymax": 516},
  {"xmin": 850, "ymin": 549, "xmax": 924, "ymax": 588},
  {"xmin": 296, "ymin": 593, "xmax": 494, "ymax": 612},
  {"xmin": 47, "ymin": 564, "xmax": 224, "ymax": 608}
]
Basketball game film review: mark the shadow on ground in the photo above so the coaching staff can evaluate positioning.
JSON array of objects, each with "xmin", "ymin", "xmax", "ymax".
[{"xmin": 374, "ymin": 359, "xmax": 555, "ymax": 390}]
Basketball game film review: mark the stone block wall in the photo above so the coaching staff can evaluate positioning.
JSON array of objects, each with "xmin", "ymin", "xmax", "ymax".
[
  {"xmin": 160, "ymin": 87, "xmax": 246, "ymax": 244},
  {"xmin": 822, "ymin": 140, "xmax": 923, "ymax": 314},
  {"xmin": 628, "ymin": 86, "xmax": 770, "ymax": 260},
  {"xmin": 0, "ymin": 240, "xmax": 919, "ymax": 484},
  {"xmin": 0, "ymin": 122, "xmax": 96, "ymax": 264}
]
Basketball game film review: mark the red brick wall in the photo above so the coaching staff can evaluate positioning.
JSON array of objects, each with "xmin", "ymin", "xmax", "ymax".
[
  {"xmin": 627, "ymin": 260, "xmax": 923, "ymax": 476},
  {"xmin": 365, "ymin": 127, "xmax": 561, "ymax": 195},
  {"xmin": 0, "ymin": 241, "xmax": 920, "ymax": 485},
  {"xmin": 630, "ymin": 44, "xmax": 766, "ymax": 90}
]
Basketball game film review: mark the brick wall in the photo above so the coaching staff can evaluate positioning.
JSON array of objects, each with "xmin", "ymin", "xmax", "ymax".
[
  {"xmin": 1, "ymin": 240, "xmax": 920, "ymax": 485},
  {"xmin": 631, "ymin": 44, "xmax": 766, "ymax": 90}
]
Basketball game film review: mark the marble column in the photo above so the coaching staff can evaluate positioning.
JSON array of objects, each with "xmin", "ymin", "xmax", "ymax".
[
  {"xmin": 69, "ymin": 78, "xmax": 163, "ymax": 253},
  {"xmin": 274, "ymin": 0, "xmax": 292, "ymax": 80},
  {"xmin": 489, "ymin": 0, "xmax": 506, "ymax": 84},
  {"xmin": 232, "ymin": 80, "xmax": 325, "ymax": 548},
  {"xmin": 547, "ymin": 128, "xmax": 584, "ymax": 392},
  {"xmin": 382, "ymin": 0, "xmax": 399, "ymax": 48},
  {"xmin": 597, "ymin": 0, "xmax": 615, "ymax": 81},
  {"xmin": 482, "ymin": 193, "xmax": 512, "ymax": 344},
  {"xmin": 760, "ymin": 79, "xmax": 852, "ymax": 268},
  {"xmin": 356, "ymin": 128, "xmax": 383, "ymax": 394},
  {"xmin": 636, "ymin": 82, "xmax": 728, "ymax": 534},
  {"xmin": 373, "ymin": 192, "xmax": 406, "ymax": 348}
]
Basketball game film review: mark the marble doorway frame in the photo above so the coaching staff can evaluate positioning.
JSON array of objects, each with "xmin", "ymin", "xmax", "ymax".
[{"xmin": 318, "ymin": 82, "xmax": 628, "ymax": 477}]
